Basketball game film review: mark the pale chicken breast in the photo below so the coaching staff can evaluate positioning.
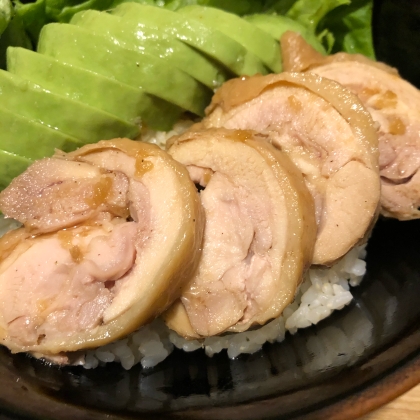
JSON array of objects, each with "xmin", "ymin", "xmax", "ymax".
[
  {"xmin": 281, "ymin": 31, "xmax": 420, "ymax": 220},
  {"xmin": 201, "ymin": 72, "xmax": 380, "ymax": 266},
  {"xmin": 164, "ymin": 128, "xmax": 316, "ymax": 338},
  {"xmin": 0, "ymin": 139, "xmax": 204, "ymax": 356},
  {"xmin": 0, "ymin": 158, "xmax": 130, "ymax": 233}
]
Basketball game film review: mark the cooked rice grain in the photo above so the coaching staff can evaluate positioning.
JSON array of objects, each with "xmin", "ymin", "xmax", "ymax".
[{"xmin": 83, "ymin": 245, "xmax": 367, "ymax": 370}]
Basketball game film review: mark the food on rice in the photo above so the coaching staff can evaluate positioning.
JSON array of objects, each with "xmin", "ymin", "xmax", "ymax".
[
  {"xmin": 199, "ymin": 72, "xmax": 381, "ymax": 265},
  {"xmin": 0, "ymin": 121, "xmax": 372, "ymax": 369},
  {"xmin": 164, "ymin": 128, "xmax": 316, "ymax": 338},
  {"xmin": 0, "ymin": 139, "xmax": 204, "ymax": 357},
  {"xmin": 0, "ymin": 72, "xmax": 387, "ymax": 368},
  {"xmin": 81, "ymin": 244, "xmax": 367, "ymax": 370},
  {"xmin": 280, "ymin": 31, "xmax": 420, "ymax": 221},
  {"xmin": 1, "ymin": 25, "xmax": 420, "ymax": 370}
]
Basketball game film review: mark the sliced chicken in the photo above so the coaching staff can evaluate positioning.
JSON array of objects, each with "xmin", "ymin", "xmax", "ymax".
[
  {"xmin": 281, "ymin": 31, "xmax": 420, "ymax": 220},
  {"xmin": 0, "ymin": 158, "xmax": 130, "ymax": 234},
  {"xmin": 164, "ymin": 128, "xmax": 316, "ymax": 338},
  {"xmin": 0, "ymin": 139, "xmax": 204, "ymax": 355},
  {"xmin": 201, "ymin": 72, "xmax": 380, "ymax": 266}
]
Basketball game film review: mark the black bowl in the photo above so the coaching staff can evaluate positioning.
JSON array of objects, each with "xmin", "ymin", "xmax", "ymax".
[
  {"xmin": 1, "ymin": 1, "xmax": 420, "ymax": 419},
  {"xmin": 1, "ymin": 219, "xmax": 420, "ymax": 420}
]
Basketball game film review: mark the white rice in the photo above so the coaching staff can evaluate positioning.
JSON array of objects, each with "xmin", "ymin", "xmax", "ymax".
[
  {"xmin": 139, "ymin": 119, "xmax": 196, "ymax": 149},
  {"xmin": 82, "ymin": 245, "xmax": 367, "ymax": 370}
]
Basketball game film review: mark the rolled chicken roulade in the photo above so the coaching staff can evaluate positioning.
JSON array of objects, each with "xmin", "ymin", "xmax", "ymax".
[
  {"xmin": 281, "ymin": 31, "xmax": 420, "ymax": 220},
  {"xmin": 0, "ymin": 139, "xmax": 204, "ymax": 357},
  {"xmin": 164, "ymin": 128, "xmax": 316, "ymax": 338},
  {"xmin": 200, "ymin": 72, "xmax": 380, "ymax": 266}
]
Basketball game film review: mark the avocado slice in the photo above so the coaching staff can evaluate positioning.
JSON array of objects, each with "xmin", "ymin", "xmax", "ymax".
[
  {"xmin": 38, "ymin": 23, "xmax": 212, "ymax": 116},
  {"xmin": 0, "ymin": 105, "xmax": 83, "ymax": 160},
  {"xmin": 111, "ymin": 3, "xmax": 267, "ymax": 77},
  {"xmin": 45, "ymin": 0, "xmax": 115, "ymax": 23},
  {"xmin": 0, "ymin": 149, "xmax": 32, "ymax": 191},
  {"xmin": 0, "ymin": 69, "xmax": 139, "ymax": 143},
  {"xmin": 70, "ymin": 9, "xmax": 229, "ymax": 89},
  {"xmin": 7, "ymin": 47, "xmax": 182, "ymax": 130},
  {"xmin": 244, "ymin": 14, "xmax": 327, "ymax": 55},
  {"xmin": 178, "ymin": 5, "xmax": 281, "ymax": 73}
]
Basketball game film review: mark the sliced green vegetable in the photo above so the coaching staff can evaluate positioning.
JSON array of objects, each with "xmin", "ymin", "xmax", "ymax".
[
  {"xmin": 10, "ymin": 0, "xmax": 376, "ymax": 57},
  {"xmin": 70, "ymin": 9, "xmax": 229, "ymax": 89},
  {"xmin": 45, "ymin": 0, "xmax": 161, "ymax": 22},
  {"xmin": 0, "ymin": 69, "xmax": 139, "ymax": 142},
  {"xmin": 46, "ymin": 0, "xmax": 264, "ymax": 20},
  {"xmin": 155, "ymin": 0, "xmax": 264, "ymax": 14},
  {"xmin": 0, "ymin": 104, "xmax": 83, "ymax": 159},
  {"xmin": 7, "ymin": 46, "xmax": 183, "ymax": 129},
  {"xmin": 45, "ymin": 0, "xmax": 114, "ymax": 22},
  {"xmin": 0, "ymin": 148, "xmax": 32, "ymax": 190},
  {"xmin": 38, "ymin": 23, "xmax": 212, "ymax": 116},
  {"xmin": 112, "ymin": 3, "xmax": 267, "ymax": 76},
  {"xmin": 178, "ymin": 5, "xmax": 281, "ymax": 73},
  {"xmin": 244, "ymin": 14, "xmax": 326, "ymax": 54}
]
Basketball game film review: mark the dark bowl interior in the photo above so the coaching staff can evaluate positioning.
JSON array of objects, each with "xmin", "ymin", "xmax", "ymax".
[
  {"xmin": 373, "ymin": 0, "xmax": 420, "ymax": 87},
  {"xmin": 1, "ymin": 1, "xmax": 420, "ymax": 419}
]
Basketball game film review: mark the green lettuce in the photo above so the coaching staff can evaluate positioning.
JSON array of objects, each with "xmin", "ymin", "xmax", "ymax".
[
  {"xmin": 0, "ymin": 1, "xmax": 31, "ymax": 68},
  {"xmin": 0, "ymin": 0, "xmax": 13, "ymax": 35},
  {"xmin": 10, "ymin": 0, "xmax": 374, "ymax": 57},
  {"xmin": 319, "ymin": 0, "xmax": 375, "ymax": 58},
  {"xmin": 259, "ymin": 0, "xmax": 373, "ymax": 56},
  {"xmin": 13, "ymin": 0, "xmax": 50, "ymax": 44}
]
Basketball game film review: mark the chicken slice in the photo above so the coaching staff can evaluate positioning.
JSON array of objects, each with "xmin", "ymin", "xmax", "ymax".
[
  {"xmin": 0, "ymin": 139, "xmax": 204, "ymax": 355},
  {"xmin": 281, "ymin": 31, "xmax": 420, "ymax": 220},
  {"xmin": 164, "ymin": 128, "xmax": 316, "ymax": 338},
  {"xmin": 0, "ymin": 158, "xmax": 130, "ymax": 233},
  {"xmin": 201, "ymin": 72, "xmax": 380, "ymax": 266}
]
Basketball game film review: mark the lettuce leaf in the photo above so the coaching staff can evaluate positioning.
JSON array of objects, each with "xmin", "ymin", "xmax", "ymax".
[
  {"xmin": 0, "ymin": 0, "xmax": 13, "ymax": 36},
  {"xmin": 0, "ymin": 1, "xmax": 32, "ymax": 69},
  {"xmin": 319, "ymin": 0, "xmax": 375, "ymax": 58},
  {"xmin": 13, "ymin": 0, "xmax": 50, "ymax": 43},
  {"xmin": 283, "ymin": 0, "xmax": 350, "ymax": 31},
  {"xmin": 10, "ymin": 0, "xmax": 374, "ymax": 58},
  {"xmin": 255, "ymin": 0, "xmax": 374, "ymax": 56},
  {"xmin": 150, "ymin": 0, "xmax": 265, "ymax": 15}
]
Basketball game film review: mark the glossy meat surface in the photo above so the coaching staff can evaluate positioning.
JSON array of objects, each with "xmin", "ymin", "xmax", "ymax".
[
  {"xmin": 201, "ymin": 72, "xmax": 380, "ymax": 265},
  {"xmin": 281, "ymin": 31, "xmax": 420, "ymax": 220},
  {"xmin": 164, "ymin": 128, "xmax": 316, "ymax": 337},
  {"xmin": 0, "ymin": 139, "xmax": 204, "ymax": 355}
]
